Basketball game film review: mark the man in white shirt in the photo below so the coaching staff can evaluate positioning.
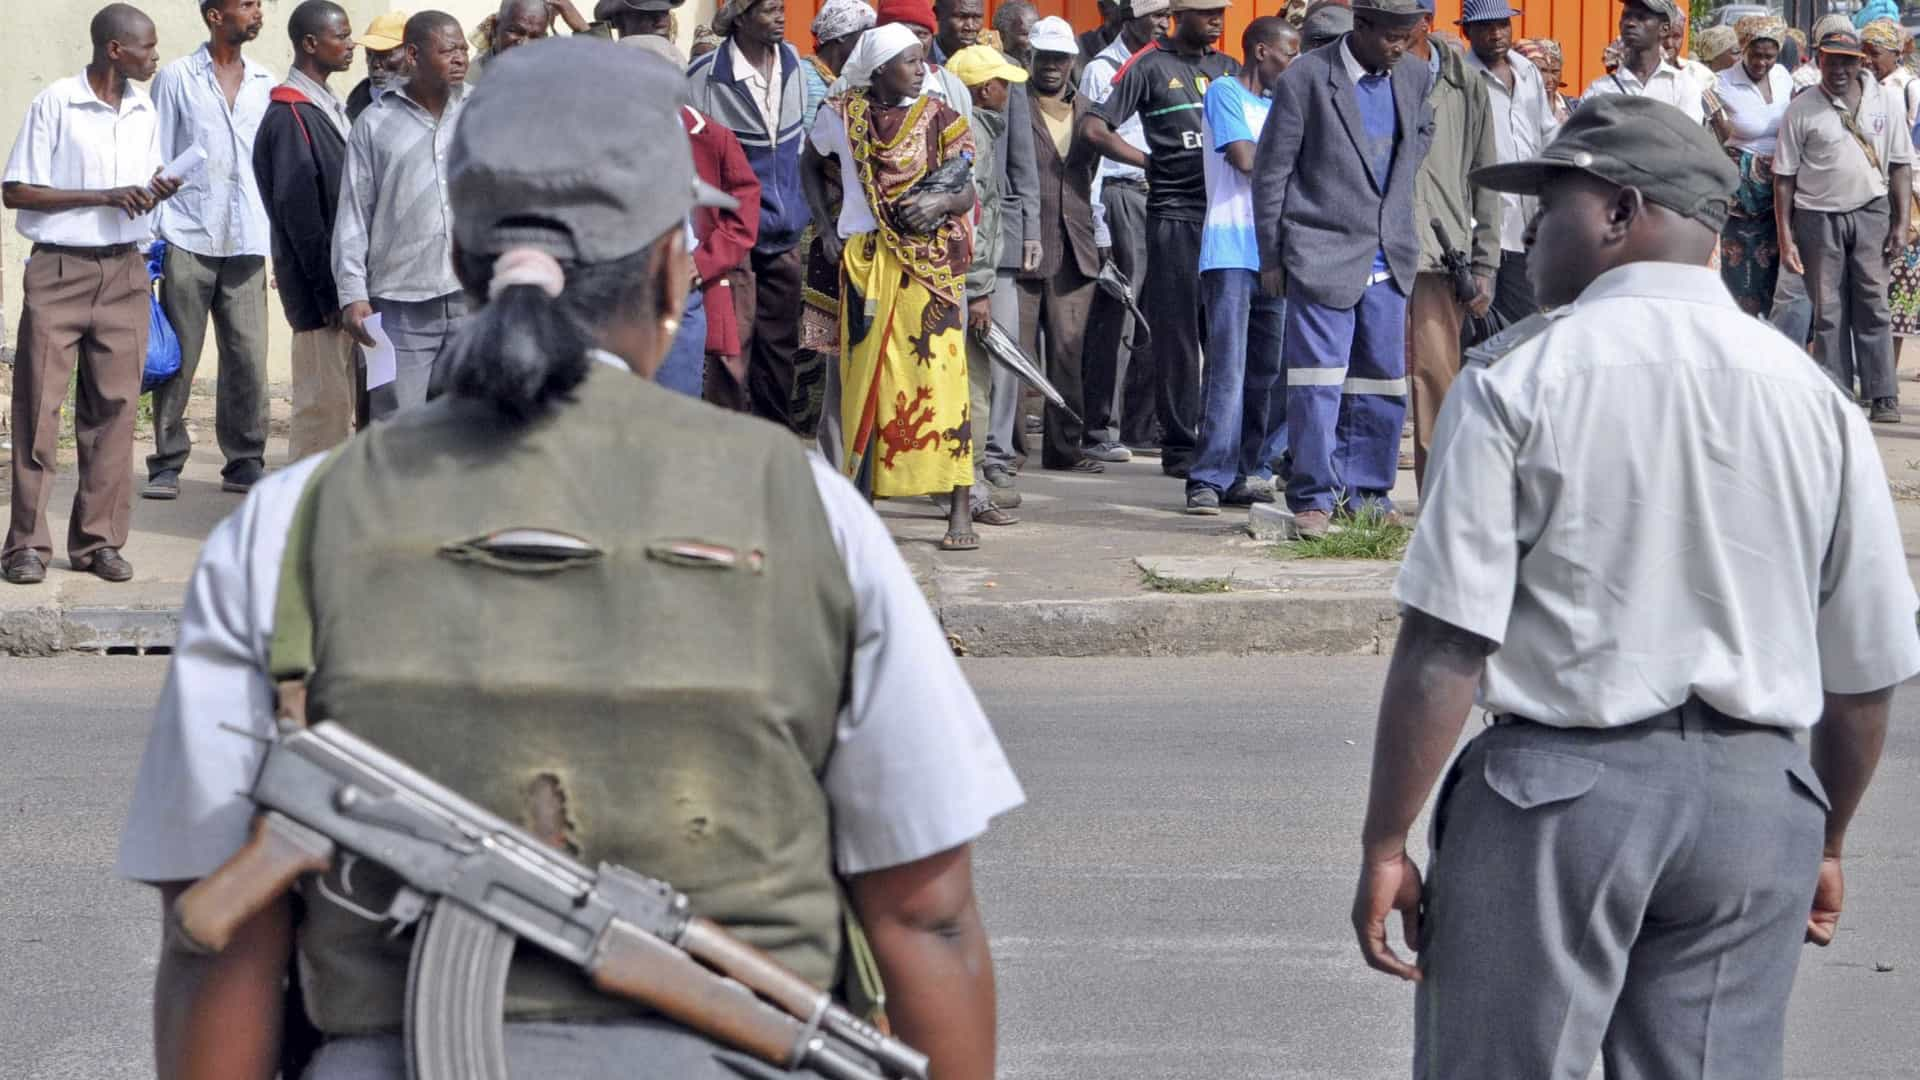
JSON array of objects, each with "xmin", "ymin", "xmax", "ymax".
[
  {"xmin": 1459, "ymin": 0, "xmax": 1559, "ymax": 324},
  {"xmin": 1776, "ymin": 25, "xmax": 1915, "ymax": 421},
  {"xmin": 1077, "ymin": 0, "xmax": 1166, "ymax": 462},
  {"xmin": 1, "ymin": 4, "xmax": 180, "ymax": 586},
  {"xmin": 145, "ymin": 0, "xmax": 276, "ymax": 501},
  {"xmin": 1581, "ymin": 0, "xmax": 1705, "ymax": 124},
  {"xmin": 1354, "ymin": 95, "xmax": 1918, "ymax": 1079}
]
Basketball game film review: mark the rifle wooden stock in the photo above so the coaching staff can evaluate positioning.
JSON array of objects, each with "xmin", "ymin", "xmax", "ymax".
[
  {"xmin": 171, "ymin": 812, "xmax": 336, "ymax": 954},
  {"xmin": 587, "ymin": 919, "xmax": 805, "ymax": 1067},
  {"xmin": 679, "ymin": 916, "xmax": 824, "ymax": 1021}
]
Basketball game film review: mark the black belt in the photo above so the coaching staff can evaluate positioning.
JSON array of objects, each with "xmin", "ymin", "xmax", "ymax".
[
  {"xmin": 1103, "ymin": 177, "xmax": 1148, "ymax": 191},
  {"xmin": 1496, "ymin": 696, "xmax": 1773, "ymax": 734},
  {"xmin": 32, "ymin": 242, "xmax": 140, "ymax": 259}
]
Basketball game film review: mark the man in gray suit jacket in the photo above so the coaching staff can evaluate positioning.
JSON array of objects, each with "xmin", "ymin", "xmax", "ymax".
[{"xmin": 1252, "ymin": 0, "xmax": 1433, "ymax": 537}]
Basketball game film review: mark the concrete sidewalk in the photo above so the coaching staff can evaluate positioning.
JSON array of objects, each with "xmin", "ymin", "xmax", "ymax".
[{"xmin": 7, "ymin": 388, "xmax": 1920, "ymax": 657}]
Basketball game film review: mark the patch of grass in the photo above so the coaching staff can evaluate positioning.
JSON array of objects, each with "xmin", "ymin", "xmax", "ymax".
[
  {"xmin": 1274, "ymin": 506, "xmax": 1411, "ymax": 561},
  {"xmin": 1140, "ymin": 568, "xmax": 1233, "ymax": 594}
]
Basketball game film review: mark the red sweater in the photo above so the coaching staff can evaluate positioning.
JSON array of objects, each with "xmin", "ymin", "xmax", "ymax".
[{"xmin": 684, "ymin": 106, "xmax": 761, "ymax": 358}]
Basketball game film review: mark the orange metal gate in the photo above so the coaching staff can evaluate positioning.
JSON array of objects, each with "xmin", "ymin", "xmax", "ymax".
[{"xmin": 780, "ymin": 0, "xmax": 1631, "ymax": 102}]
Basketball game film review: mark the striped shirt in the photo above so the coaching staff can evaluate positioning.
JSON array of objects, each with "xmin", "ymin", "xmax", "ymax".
[
  {"xmin": 151, "ymin": 44, "xmax": 276, "ymax": 258},
  {"xmin": 331, "ymin": 84, "xmax": 466, "ymax": 307}
]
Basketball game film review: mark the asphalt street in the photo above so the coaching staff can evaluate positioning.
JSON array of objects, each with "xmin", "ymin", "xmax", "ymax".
[{"xmin": 2, "ymin": 656, "xmax": 1916, "ymax": 1079}]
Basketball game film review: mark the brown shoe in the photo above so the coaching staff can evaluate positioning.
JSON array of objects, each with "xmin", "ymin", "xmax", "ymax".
[
  {"xmin": 75, "ymin": 547, "xmax": 134, "ymax": 583},
  {"xmin": 2, "ymin": 550, "xmax": 47, "ymax": 585},
  {"xmin": 1293, "ymin": 509, "xmax": 1332, "ymax": 539}
]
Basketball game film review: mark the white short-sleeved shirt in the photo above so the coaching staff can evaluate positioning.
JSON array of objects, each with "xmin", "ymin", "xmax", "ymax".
[
  {"xmin": 1775, "ymin": 72, "xmax": 1917, "ymax": 212},
  {"xmin": 1718, "ymin": 62, "xmax": 1794, "ymax": 157},
  {"xmin": 1397, "ymin": 262, "xmax": 1920, "ymax": 730},
  {"xmin": 808, "ymin": 106, "xmax": 879, "ymax": 240},
  {"xmin": 3, "ymin": 74, "xmax": 162, "ymax": 247},
  {"xmin": 117, "ymin": 359, "xmax": 1024, "ymax": 883},
  {"xmin": 1583, "ymin": 60, "xmax": 1706, "ymax": 125}
]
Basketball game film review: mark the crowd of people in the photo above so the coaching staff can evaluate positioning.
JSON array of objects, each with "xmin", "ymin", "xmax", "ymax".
[{"xmin": 7, "ymin": 0, "xmax": 1920, "ymax": 575}]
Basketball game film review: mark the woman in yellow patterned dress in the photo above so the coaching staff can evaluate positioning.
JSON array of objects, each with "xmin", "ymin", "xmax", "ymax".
[{"xmin": 809, "ymin": 24, "xmax": 981, "ymax": 549}]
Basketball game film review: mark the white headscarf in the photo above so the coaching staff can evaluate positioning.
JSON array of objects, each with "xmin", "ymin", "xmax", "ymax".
[
  {"xmin": 812, "ymin": 0, "xmax": 877, "ymax": 45},
  {"xmin": 838, "ymin": 23, "xmax": 920, "ymax": 92}
]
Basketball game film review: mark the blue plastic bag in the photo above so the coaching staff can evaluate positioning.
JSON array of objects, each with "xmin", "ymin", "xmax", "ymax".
[{"xmin": 142, "ymin": 240, "xmax": 181, "ymax": 393}]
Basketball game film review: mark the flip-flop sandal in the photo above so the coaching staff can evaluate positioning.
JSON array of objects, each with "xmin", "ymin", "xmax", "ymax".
[
  {"xmin": 940, "ymin": 531, "xmax": 979, "ymax": 552},
  {"xmin": 972, "ymin": 507, "xmax": 1019, "ymax": 526}
]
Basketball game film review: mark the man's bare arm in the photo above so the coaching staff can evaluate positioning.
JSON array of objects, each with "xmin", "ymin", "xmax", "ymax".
[
  {"xmin": 848, "ymin": 844, "xmax": 995, "ymax": 1080},
  {"xmin": 1078, "ymin": 113, "xmax": 1148, "ymax": 170},
  {"xmin": 153, "ymin": 882, "xmax": 291, "ymax": 1080}
]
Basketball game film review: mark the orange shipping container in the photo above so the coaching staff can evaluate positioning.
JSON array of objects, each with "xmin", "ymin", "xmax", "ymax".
[{"xmin": 778, "ymin": 0, "xmax": 1633, "ymax": 102}]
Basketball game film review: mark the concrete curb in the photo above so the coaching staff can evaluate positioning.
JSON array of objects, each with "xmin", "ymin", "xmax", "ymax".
[
  {"xmin": 0, "ymin": 600, "xmax": 180, "ymax": 656},
  {"xmin": 938, "ymin": 590, "xmax": 1402, "ymax": 657}
]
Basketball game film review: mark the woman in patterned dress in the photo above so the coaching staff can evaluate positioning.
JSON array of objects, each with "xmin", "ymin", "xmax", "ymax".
[
  {"xmin": 808, "ymin": 24, "xmax": 981, "ymax": 549},
  {"xmin": 1865, "ymin": 19, "xmax": 1920, "ymax": 339}
]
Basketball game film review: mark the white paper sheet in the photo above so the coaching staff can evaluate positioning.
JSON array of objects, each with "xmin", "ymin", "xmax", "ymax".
[
  {"xmin": 160, "ymin": 144, "xmax": 206, "ymax": 183},
  {"xmin": 362, "ymin": 313, "xmax": 398, "ymax": 390}
]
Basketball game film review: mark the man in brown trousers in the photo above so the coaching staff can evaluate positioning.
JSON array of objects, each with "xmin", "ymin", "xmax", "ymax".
[{"xmin": 2, "ymin": 3, "xmax": 180, "ymax": 585}]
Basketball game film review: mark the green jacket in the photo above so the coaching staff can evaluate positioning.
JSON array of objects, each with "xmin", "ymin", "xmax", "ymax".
[
  {"xmin": 1414, "ymin": 44, "xmax": 1501, "ymax": 277},
  {"xmin": 968, "ymin": 106, "xmax": 1007, "ymax": 299}
]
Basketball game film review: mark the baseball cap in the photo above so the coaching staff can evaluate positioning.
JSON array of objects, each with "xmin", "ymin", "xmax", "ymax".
[
  {"xmin": 1123, "ymin": 0, "xmax": 1171, "ymax": 18},
  {"xmin": 448, "ymin": 38, "xmax": 734, "ymax": 265},
  {"xmin": 1816, "ymin": 26, "xmax": 1867, "ymax": 56},
  {"xmin": 948, "ymin": 44, "xmax": 1030, "ymax": 86},
  {"xmin": 1622, "ymin": 0, "xmax": 1680, "ymax": 22},
  {"xmin": 354, "ymin": 10, "xmax": 408, "ymax": 51},
  {"xmin": 1171, "ymin": 0, "xmax": 1232, "ymax": 10},
  {"xmin": 1470, "ymin": 94, "xmax": 1738, "ymax": 230},
  {"xmin": 1353, "ymin": 0, "xmax": 1427, "ymax": 18},
  {"xmin": 1030, "ymin": 15, "xmax": 1078, "ymax": 54}
]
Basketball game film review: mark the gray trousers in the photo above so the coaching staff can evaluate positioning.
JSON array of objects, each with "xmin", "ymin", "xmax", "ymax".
[
  {"xmin": 1415, "ymin": 708, "xmax": 1828, "ymax": 1079},
  {"xmin": 982, "ymin": 270, "xmax": 1023, "ymax": 470},
  {"xmin": 149, "ymin": 247, "xmax": 269, "ymax": 481},
  {"xmin": 305, "ymin": 1017, "xmax": 833, "ymax": 1079},
  {"xmin": 373, "ymin": 293, "xmax": 468, "ymax": 420},
  {"xmin": 969, "ymin": 279, "xmax": 1020, "ymax": 512},
  {"xmin": 1794, "ymin": 198, "xmax": 1896, "ymax": 401}
]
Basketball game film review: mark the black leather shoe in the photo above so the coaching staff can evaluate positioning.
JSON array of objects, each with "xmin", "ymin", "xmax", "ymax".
[
  {"xmin": 2, "ymin": 550, "xmax": 47, "ymax": 585},
  {"xmin": 76, "ymin": 547, "xmax": 134, "ymax": 583}
]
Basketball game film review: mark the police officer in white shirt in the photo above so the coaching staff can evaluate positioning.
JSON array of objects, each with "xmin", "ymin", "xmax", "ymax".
[
  {"xmin": 1352, "ymin": 95, "xmax": 1920, "ymax": 1078},
  {"xmin": 1, "ymin": 4, "xmax": 180, "ymax": 587}
]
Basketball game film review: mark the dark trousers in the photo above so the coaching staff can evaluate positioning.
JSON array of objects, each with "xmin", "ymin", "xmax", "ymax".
[
  {"xmin": 1190, "ymin": 268, "xmax": 1286, "ymax": 494},
  {"xmin": 1795, "ymin": 198, "xmax": 1896, "ymax": 401},
  {"xmin": 1491, "ymin": 249, "xmax": 1536, "ymax": 327},
  {"xmin": 746, "ymin": 244, "xmax": 806, "ymax": 433},
  {"xmin": 6, "ymin": 249, "xmax": 147, "ymax": 561},
  {"xmin": 1016, "ymin": 261, "xmax": 1097, "ymax": 468},
  {"xmin": 148, "ymin": 247, "xmax": 268, "ymax": 482},
  {"xmin": 1145, "ymin": 216, "xmax": 1205, "ymax": 469},
  {"xmin": 1081, "ymin": 179, "xmax": 1155, "ymax": 447}
]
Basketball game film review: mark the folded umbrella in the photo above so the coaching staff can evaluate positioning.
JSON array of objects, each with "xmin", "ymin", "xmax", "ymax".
[
  {"xmin": 1094, "ymin": 261, "xmax": 1151, "ymax": 346},
  {"xmin": 978, "ymin": 320, "xmax": 1080, "ymax": 425}
]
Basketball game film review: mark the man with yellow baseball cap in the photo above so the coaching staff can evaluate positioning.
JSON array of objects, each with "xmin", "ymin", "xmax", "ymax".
[{"xmin": 346, "ymin": 10, "xmax": 410, "ymax": 121}]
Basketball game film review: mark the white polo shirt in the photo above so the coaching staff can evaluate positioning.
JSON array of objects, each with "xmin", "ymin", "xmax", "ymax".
[
  {"xmin": 1775, "ymin": 71, "xmax": 1916, "ymax": 213},
  {"xmin": 1398, "ymin": 262, "xmax": 1920, "ymax": 729},
  {"xmin": 2, "ymin": 73, "xmax": 162, "ymax": 247}
]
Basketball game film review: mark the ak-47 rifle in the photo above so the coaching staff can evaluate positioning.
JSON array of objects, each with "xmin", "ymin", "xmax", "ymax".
[{"xmin": 171, "ymin": 722, "xmax": 928, "ymax": 1080}]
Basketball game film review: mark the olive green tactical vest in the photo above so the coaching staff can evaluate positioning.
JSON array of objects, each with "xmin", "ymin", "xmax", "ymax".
[{"xmin": 284, "ymin": 365, "xmax": 857, "ymax": 1034}]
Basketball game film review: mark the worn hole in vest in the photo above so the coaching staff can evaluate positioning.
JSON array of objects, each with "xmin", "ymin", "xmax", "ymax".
[
  {"xmin": 523, "ymin": 772, "xmax": 581, "ymax": 857},
  {"xmin": 438, "ymin": 528, "xmax": 604, "ymax": 573},
  {"xmin": 646, "ymin": 540, "xmax": 763, "ymax": 573}
]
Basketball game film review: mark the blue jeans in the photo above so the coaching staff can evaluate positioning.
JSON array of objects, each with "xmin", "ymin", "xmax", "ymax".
[
  {"xmin": 1283, "ymin": 277, "xmax": 1408, "ymax": 514},
  {"xmin": 657, "ymin": 288, "xmax": 706, "ymax": 398},
  {"xmin": 1190, "ymin": 269, "xmax": 1287, "ymax": 494}
]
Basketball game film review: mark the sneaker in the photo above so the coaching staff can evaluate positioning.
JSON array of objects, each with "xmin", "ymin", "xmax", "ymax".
[
  {"xmin": 1185, "ymin": 487, "xmax": 1221, "ymax": 515},
  {"xmin": 1871, "ymin": 397, "xmax": 1902, "ymax": 424},
  {"xmin": 1223, "ymin": 478, "xmax": 1277, "ymax": 506},
  {"xmin": 221, "ymin": 460, "xmax": 266, "ymax": 494},
  {"xmin": 1084, "ymin": 441, "xmax": 1133, "ymax": 464},
  {"xmin": 1293, "ymin": 509, "xmax": 1332, "ymax": 539},
  {"xmin": 142, "ymin": 471, "xmax": 180, "ymax": 500}
]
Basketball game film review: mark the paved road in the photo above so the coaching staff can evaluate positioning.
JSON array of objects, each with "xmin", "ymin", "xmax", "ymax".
[{"xmin": 3, "ymin": 657, "xmax": 1915, "ymax": 1078}]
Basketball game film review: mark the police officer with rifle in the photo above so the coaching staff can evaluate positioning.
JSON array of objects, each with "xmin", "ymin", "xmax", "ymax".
[{"xmin": 117, "ymin": 39, "xmax": 1023, "ymax": 1080}]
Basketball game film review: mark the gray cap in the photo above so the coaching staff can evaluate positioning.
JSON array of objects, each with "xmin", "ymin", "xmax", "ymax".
[
  {"xmin": 1470, "ymin": 94, "xmax": 1738, "ymax": 230},
  {"xmin": 1352, "ymin": 0, "xmax": 1427, "ymax": 18},
  {"xmin": 595, "ymin": 0, "xmax": 681, "ymax": 16},
  {"xmin": 1301, "ymin": 1, "xmax": 1354, "ymax": 45},
  {"xmin": 448, "ymin": 38, "xmax": 734, "ymax": 265},
  {"xmin": 1622, "ymin": 0, "xmax": 1680, "ymax": 22}
]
